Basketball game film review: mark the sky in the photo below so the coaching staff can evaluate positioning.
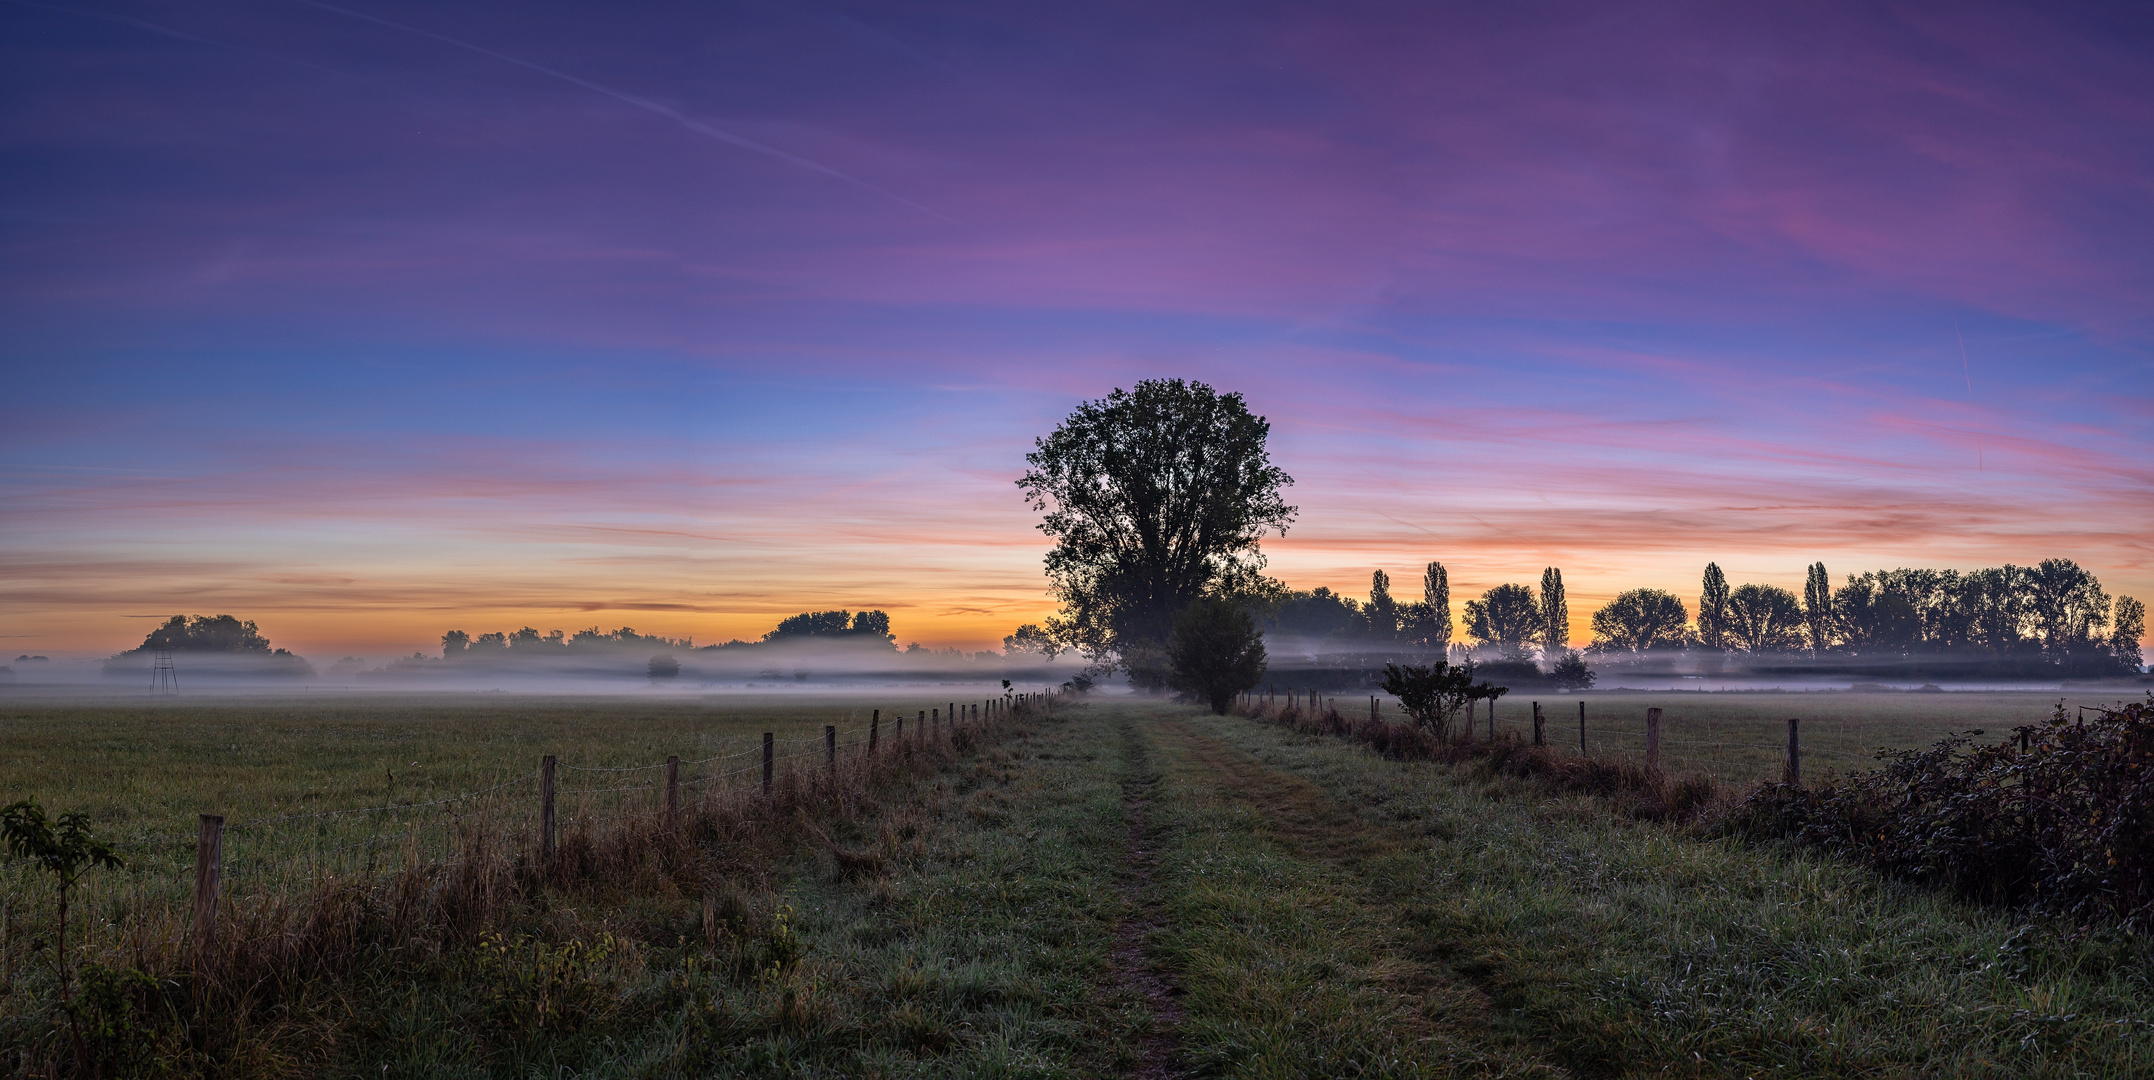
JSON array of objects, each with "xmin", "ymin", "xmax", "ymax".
[{"xmin": 3, "ymin": 0, "xmax": 2150, "ymax": 662}]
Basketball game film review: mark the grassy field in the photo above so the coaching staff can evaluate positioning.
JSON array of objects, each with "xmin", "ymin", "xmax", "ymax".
[
  {"xmin": 1428, "ymin": 688, "xmax": 2107, "ymax": 784},
  {"xmin": 5, "ymin": 693, "xmax": 2152, "ymax": 1076}
]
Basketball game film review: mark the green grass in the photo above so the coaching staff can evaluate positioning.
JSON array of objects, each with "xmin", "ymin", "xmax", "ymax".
[
  {"xmin": 6, "ymin": 694, "xmax": 2154, "ymax": 1076},
  {"xmin": 1448, "ymin": 688, "xmax": 2100, "ymax": 784}
]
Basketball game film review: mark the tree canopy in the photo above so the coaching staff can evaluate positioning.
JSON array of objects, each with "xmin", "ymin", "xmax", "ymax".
[
  {"xmin": 765, "ymin": 610, "xmax": 895, "ymax": 645},
  {"xmin": 1018, "ymin": 379, "xmax": 1294, "ymax": 688},
  {"xmin": 133, "ymin": 614, "xmax": 272, "ymax": 654},
  {"xmin": 1726, "ymin": 584, "xmax": 1806, "ymax": 652},
  {"xmin": 1465, "ymin": 583, "xmax": 1539, "ymax": 660},
  {"xmin": 1590, "ymin": 589, "xmax": 1689, "ymax": 654}
]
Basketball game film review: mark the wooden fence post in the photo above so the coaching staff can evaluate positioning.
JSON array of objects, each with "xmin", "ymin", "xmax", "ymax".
[
  {"xmin": 896, "ymin": 713, "xmax": 904, "ymax": 742},
  {"xmin": 1579, "ymin": 701, "xmax": 1586, "ymax": 755},
  {"xmin": 1786, "ymin": 718, "xmax": 1801, "ymax": 787},
  {"xmin": 870, "ymin": 710, "xmax": 880, "ymax": 752},
  {"xmin": 1645, "ymin": 708, "xmax": 1662, "ymax": 774},
  {"xmin": 825, "ymin": 725, "xmax": 837, "ymax": 771},
  {"xmin": 761, "ymin": 734, "xmax": 774, "ymax": 795},
  {"xmin": 1532, "ymin": 702, "xmax": 1545, "ymax": 746},
  {"xmin": 192, "ymin": 813, "xmax": 223, "ymax": 971},
  {"xmin": 540, "ymin": 756, "xmax": 557, "ymax": 861},
  {"xmin": 664, "ymin": 755, "xmax": 679, "ymax": 833}
]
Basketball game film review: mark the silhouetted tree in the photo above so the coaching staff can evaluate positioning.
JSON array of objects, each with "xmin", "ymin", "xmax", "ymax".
[
  {"xmin": 1019, "ymin": 379, "xmax": 1295, "ymax": 690},
  {"xmin": 764, "ymin": 610, "xmax": 896, "ymax": 647},
  {"xmin": 2028, "ymin": 558, "xmax": 2111, "ymax": 668},
  {"xmin": 1726, "ymin": 584, "xmax": 1806, "ymax": 653},
  {"xmin": 1419, "ymin": 561, "xmax": 1452, "ymax": 653},
  {"xmin": 1003, "ymin": 624, "xmax": 1060, "ymax": 659},
  {"xmin": 1964, "ymin": 565, "xmax": 2034, "ymax": 653},
  {"xmin": 1538, "ymin": 567, "xmax": 1568, "ymax": 658},
  {"xmin": 137, "ymin": 614, "xmax": 271, "ymax": 654},
  {"xmin": 1367, "ymin": 570, "xmax": 1397, "ymax": 641},
  {"xmin": 2114, "ymin": 596, "xmax": 2145, "ymax": 670},
  {"xmin": 1803, "ymin": 562, "xmax": 1833, "ymax": 656},
  {"xmin": 1167, "ymin": 598, "xmax": 1268, "ymax": 714},
  {"xmin": 1834, "ymin": 578, "xmax": 1920, "ymax": 656},
  {"xmin": 647, "ymin": 655, "xmax": 680, "ymax": 679},
  {"xmin": 1590, "ymin": 589, "xmax": 1689, "ymax": 654},
  {"xmin": 1550, "ymin": 651, "xmax": 1596, "ymax": 690},
  {"xmin": 1698, "ymin": 563, "xmax": 1731, "ymax": 651},
  {"xmin": 441, "ymin": 630, "xmax": 470, "ymax": 658},
  {"xmin": 1465, "ymin": 583, "xmax": 1539, "ymax": 660}
]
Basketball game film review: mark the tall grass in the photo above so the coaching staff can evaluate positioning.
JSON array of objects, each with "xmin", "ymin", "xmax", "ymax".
[{"xmin": 0, "ymin": 698, "xmax": 1032, "ymax": 1076}]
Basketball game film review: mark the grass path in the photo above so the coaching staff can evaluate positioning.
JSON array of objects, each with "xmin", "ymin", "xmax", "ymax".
[
  {"xmin": 629, "ymin": 700, "xmax": 2154, "ymax": 1077},
  {"xmin": 1166, "ymin": 705, "xmax": 2154, "ymax": 1078},
  {"xmin": 38, "ymin": 698, "xmax": 2151, "ymax": 1076}
]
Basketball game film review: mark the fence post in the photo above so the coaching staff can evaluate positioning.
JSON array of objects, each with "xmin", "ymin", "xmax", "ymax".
[
  {"xmin": 762, "ymin": 734, "xmax": 774, "ymax": 795},
  {"xmin": 664, "ymin": 755, "xmax": 679, "ymax": 833},
  {"xmin": 870, "ymin": 710, "xmax": 880, "ymax": 753},
  {"xmin": 896, "ymin": 713, "xmax": 904, "ymax": 743},
  {"xmin": 1786, "ymin": 718, "xmax": 1801, "ymax": 787},
  {"xmin": 825, "ymin": 725, "xmax": 837, "ymax": 771},
  {"xmin": 1579, "ymin": 701, "xmax": 1586, "ymax": 755},
  {"xmin": 1645, "ymin": 708, "xmax": 1662, "ymax": 774},
  {"xmin": 540, "ymin": 756, "xmax": 557, "ymax": 861},
  {"xmin": 192, "ymin": 813, "xmax": 223, "ymax": 972},
  {"xmin": 1532, "ymin": 702, "xmax": 1545, "ymax": 747},
  {"xmin": 918, "ymin": 710, "xmax": 926, "ymax": 740},
  {"xmin": 1465, "ymin": 699, "xmax": 1475, "ymax": 744}
]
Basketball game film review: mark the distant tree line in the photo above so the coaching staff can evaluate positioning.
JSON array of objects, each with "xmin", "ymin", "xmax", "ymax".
[
  {"xmin": 435, "ymin": 610, "xmax": 897, "ymax": 660},
  {"xmin": 100, "ymin": 615, "xmax": 311, "ymax": 677},
  {"xmin": 1009, "ymin": 379, "xmax": 2146, "ymax": 697},
  {"xmin": 1587, "ymin": 559, "xmax": 2141, "ymax": 678},
  {"xmin": 1008, "ymin": 553, "xmax": 2142, "ymax": 688}
]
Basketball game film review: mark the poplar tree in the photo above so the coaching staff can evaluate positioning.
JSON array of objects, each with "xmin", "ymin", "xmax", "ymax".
[
  {"xmin": 1368, "ymin": 569, "xmax": 1397, "ymax": 640},
  {"xmin": 1803, "ymin": 562, "xmax": 1833, "ymax": 656},
  {"xmin": 1538, "ymin": 567, "xmax": 1568, "ymax": 659},
  {"xmin": 1698, "ymin": 562, "xmax": 1731, "ymax": 650},
  {"xmin": 1423, "ymin": 561, "xmax": 1452, "ymax": 654}
]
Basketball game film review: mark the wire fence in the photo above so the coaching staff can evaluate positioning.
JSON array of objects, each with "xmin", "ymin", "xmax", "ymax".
[
  {"xmin": 1250, "ymin": 690, "xmax": 2097, "ymax": 789},
  {"xmin": 0, "ymin": 699, "xmax": 1021, "ymax": 938}
]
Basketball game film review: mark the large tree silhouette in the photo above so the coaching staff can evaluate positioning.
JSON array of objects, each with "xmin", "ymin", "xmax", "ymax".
[{"xmin": 1018, "ymin": 380, "xmax": 1295, "ymax": 690}]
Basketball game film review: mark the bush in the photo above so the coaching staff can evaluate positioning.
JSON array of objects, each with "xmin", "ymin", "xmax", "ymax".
[
  {"xmin": 1167, "ymin": 599, "xmax": 1267, "ymax": 714},
  {"xmin": 1726, "ymin": 695, "xmax": 2154, "ymax": 922}
]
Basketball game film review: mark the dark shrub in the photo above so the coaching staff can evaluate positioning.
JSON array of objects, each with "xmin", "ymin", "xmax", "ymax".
[{"xmin": 1727, "ymin": 695, "xmax": 2154, "ymax": 922}]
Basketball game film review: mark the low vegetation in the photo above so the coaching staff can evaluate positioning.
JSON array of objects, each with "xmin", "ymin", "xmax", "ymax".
[
  {"xmin": 1732, "ymin": 694, "xmax": 2154, "ymax": 924},
  {"xmin": 9, "ymin": 692, "xmax": 2154, "ymax": 1076}
]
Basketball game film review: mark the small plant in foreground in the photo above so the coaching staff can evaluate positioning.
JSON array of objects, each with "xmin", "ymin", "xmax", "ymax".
[
  {"xmin": 1379, "ymin": 660, "xmax": 1478, "ymax": 739},
  {"xmin": 0, "ymin": 799, "xmax": 121, "ymax": 997}
]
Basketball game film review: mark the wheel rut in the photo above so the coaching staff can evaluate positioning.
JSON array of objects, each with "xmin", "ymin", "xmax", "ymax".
[{"xmin": 1107, "ymin": 716, "xmax": 1186, "ymax": 1079}]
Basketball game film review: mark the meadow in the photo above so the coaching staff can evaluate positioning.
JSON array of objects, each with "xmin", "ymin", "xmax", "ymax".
[
  {"xmin": 2, "ymin": 689, "xmax": 2151, "ymax": 1076},
  {"xmin": 1450, "ymin": 688, "xmax": 2095, "ymax": 784}
]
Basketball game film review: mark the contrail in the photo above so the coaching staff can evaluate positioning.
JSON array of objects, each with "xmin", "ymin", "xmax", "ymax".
[
  {"xmin": 1956, "ymin": 320, "xmax": 1982, "ymax": 472},
  {"xmin": 295, "ymin": 0, "xmax": 954, "ymax": 223}
]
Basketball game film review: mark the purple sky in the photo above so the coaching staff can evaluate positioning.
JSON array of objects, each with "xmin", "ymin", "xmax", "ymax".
[{"xmin": 3, "ymin": 0, "xmax": 2150, "ymax": 659}]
